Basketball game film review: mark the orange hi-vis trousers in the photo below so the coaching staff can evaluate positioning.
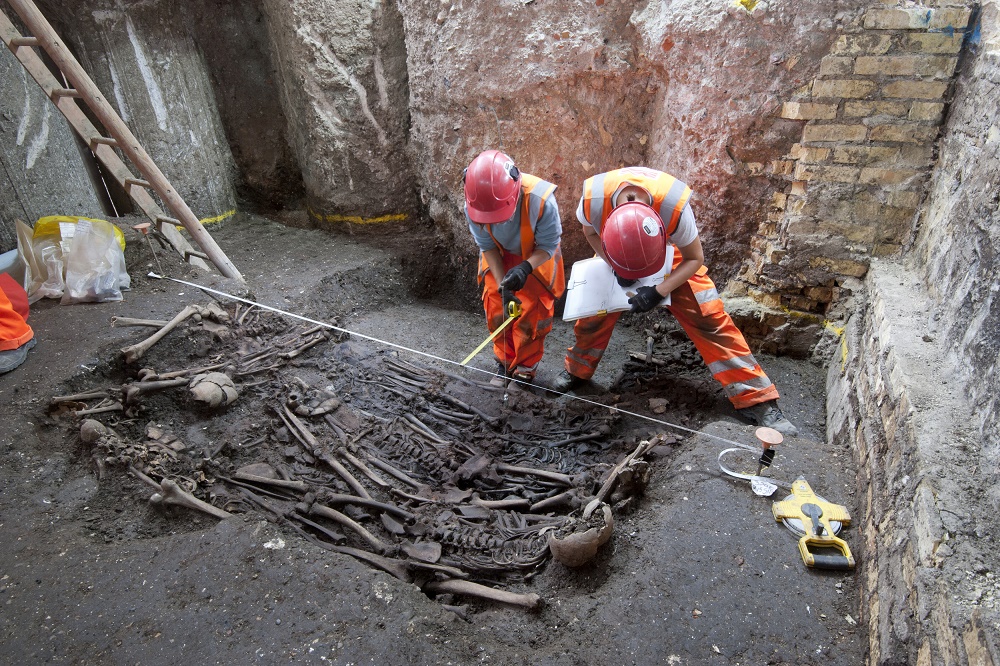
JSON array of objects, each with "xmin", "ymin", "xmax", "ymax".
[
  {"xmin": 564, "ymin": 254, "xmax": 779, "ymax": 409},
  {"xmin": 0, "ymin": 274, "xmax": 33, "ymax": 352},
  {"xmin": 481, "ymin": 251, "xmax": 560, "ymax": 379}
]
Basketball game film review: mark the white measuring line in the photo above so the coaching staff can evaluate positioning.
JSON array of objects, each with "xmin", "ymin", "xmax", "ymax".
[{"xmin": 148, "ymin": 272, "xmax": 756, "ymax": 450}]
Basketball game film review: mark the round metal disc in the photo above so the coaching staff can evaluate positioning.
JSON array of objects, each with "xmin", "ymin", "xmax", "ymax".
[{"xmin": 779, "ymin": 492, "xmax": 843, "ymax": 536}]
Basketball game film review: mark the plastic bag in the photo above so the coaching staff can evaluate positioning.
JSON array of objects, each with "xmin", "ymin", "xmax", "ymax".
[
  {"xmin": 17, "ymin": 216, "xmax": 129, "ymax": 304},
  {"xmin": 61, "ymin": 218, "xmax": 130, "ymax": 304}
]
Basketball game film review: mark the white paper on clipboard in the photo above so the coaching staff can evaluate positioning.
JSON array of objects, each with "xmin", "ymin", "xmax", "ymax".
[{"xmin": 562, "ymin": 246, "xmax": 674, "ymax": 321}]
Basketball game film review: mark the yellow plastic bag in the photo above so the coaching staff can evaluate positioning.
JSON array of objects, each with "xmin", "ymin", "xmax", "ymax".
[{"xmin": 20, "ymin": 216, "xmax": 129, "ymax": 304}]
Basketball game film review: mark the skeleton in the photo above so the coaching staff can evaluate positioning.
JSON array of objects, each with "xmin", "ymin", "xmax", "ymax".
[{"xmin": 66, "ymin": 322, "xmax": 665, "ymax": 611}]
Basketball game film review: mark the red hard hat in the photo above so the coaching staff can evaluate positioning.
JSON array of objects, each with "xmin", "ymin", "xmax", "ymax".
[
  {"xmin": 464, "ymin": 150, "xmax": 521, "ymax": 224},
  {"xmin": 602, "ymin": 202, "xmax": 667, "ymax": 280}
]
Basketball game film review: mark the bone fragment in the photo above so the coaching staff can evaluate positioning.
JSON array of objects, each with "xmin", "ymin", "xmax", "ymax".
[
  {"xmin": 628, "ymin": 351, "xmax": 670, "ymax": 366},
  {"xmin": 121, "ymin": 305, "xmax": 199, "ymax": 364},
  {"xmin": 403, "ymin": 413, "xmax": 448, "ymax": 443},
  {"xmin": 423, "ymin": 579, "xmax": 542, "ymax": 610},
  {"xmin": 141, "ymin": 362, "xmax": 226, "ymax": 382},
  {"xmin": 111, "ymin": 316, "xmax": 169, "ymax": 328},
  {"xmin": 472, "ymin": 497, "xmax": 531, "ymax": 511},
  {"xmin": 233, "ymin": 471, "xmax": 308, "ymax": 492},
  {"xmin": 529, "ymin": 489, "xmax": 581, "ymax": 513},
  {"xmin": 280, "ymin": 406, "xmax": 371, "ymax": 499},
  {"xmin": 317, "ymin": 492, "xmax": 416, "ymax": 522},
  {"xmin": 51, "ymin": 389, "xmax": 111, "ymax": 404},
  {"xmin": 287, "ymin": 511, "xmax": 347, "ymax": 543},
  {"xmin": 189, "ymin": 372, "xmax": 239, "ymax": 408},
  {"xmin": 401, "ymin": 540, "xmax": 441, "ymax": 563},
  {"xmin": 297, "ymin": 501, "xmax": 387, "ymax": 554},
  {"xmin": 583, "ymin": 438, "xmax": 657, "ymax": 519},
  {"xmin": 123, "ymin": 377, "xmax": 190, "ymax": 404},
  {"xmin": 337, "ymin": 447, "xmax": 391, "ymax": 489},
  {"xmin": 73, "ymin": 401, "xmax": 124, "ymax": 417},
  {"xmin": 361, "ymin": 451, "xmax": 422, "ymax": 488},
  {"xmin": 80, "ymin": 419, "xmax": 108, "ymax": 443},
  {"xmin": 129, "ymin": 466, "xmax": 232, "ymax": 520},
  {"xmin": 327, "ymin": 545, "xmax": 411, "ymax": 582},
  {"xmin": 496, "ymin": 463, "xmax": 573, "ymax": 487},
  {"xmin": 436, "ymin": 393, "xmax": 499, "ymax": 426}
]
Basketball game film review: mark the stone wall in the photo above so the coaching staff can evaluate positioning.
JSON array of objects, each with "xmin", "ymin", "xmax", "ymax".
[
  {"xmin": 911, "ymin": 0, "xmax": 1000, "ymax": 506},
  {"xmin": 828, "ymin": 262, "xmax": 999, "ymax": 666},
  {"xmin": 828, "ymin": 3, "xmax": 1000, "ymax": 663}
]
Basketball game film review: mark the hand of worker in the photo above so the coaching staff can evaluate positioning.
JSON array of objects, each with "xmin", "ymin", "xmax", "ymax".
[
  {"xmin": 614, "ymin": 272, "xmax": 637, "ymax": 288},
  {"xmin": 500, "ymin": 260, "xmax": 533, "ymax": 292},
  {"xmin": 629, "ymin": 285, "xmax": 665, "ymax": 313},
  {"xmin": 502, "ymin": 288, "xmax": 522, "ymax": 316}
]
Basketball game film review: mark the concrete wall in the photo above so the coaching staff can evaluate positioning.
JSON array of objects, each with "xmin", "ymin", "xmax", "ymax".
[
  {"xmin": 0, "ymin": 36, "xmax": 105, "ymax": 253},
  {"xmin": 1, "ymin": 0, "xmax": 302, "ymax": 255},
  {"xmin": 259, "ymin": 0, "xmax": 415, "ymax": 226},
  {"xmin": 50, "ymin": 0, "xmax": 239, "ymax": 220}
]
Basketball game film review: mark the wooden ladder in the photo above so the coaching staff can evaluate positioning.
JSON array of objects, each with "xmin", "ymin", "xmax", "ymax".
[{"xmin": 0, "ymin": 0, "xmax": 243, "ymax": 282}]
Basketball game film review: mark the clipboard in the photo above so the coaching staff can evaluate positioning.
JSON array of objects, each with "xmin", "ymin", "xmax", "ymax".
[{"xmin": 562, "ymin": 247, "xmax": 673, "ymax": 321}]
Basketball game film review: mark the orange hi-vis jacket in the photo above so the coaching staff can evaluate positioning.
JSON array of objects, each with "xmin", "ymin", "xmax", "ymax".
[
  {"xmin": 581, "ymin": 167, "xmax": 693, "ymax": 238},
  {"xmin": 0, "ymin": 274, "xmax": 33, "ymax": 352},
  {"xmin": 477, "ymin": 174, "xmax": 565, "ymax": 378},
  {"xmin": 566, "ymin": 168, "xmax": 779, "ymax": 409}
]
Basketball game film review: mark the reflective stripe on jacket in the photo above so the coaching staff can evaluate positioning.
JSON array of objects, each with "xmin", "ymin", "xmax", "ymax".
[
  {"xmin": 478, "ymin": 174, "xmax": 565, "ymax": 299},
  {"xmin": 581, "ymin": 167, "xmax": 692, "ymax": 237}
]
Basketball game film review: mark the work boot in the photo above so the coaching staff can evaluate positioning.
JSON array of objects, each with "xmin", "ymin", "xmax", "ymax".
[
  {"xmin": 550, "ymin": 370, "xmax": 588, "ymax": 393},
  {"xmin": 737, "ymin": 400, "xmax": 799, "ymax": 437},
  {"xmin": 489, "ymin": 361, "xmax": 510, "ymax": 387},
  {"xmin": 0, "ymin": 337, "xmax": 35, "ymax": 375}
]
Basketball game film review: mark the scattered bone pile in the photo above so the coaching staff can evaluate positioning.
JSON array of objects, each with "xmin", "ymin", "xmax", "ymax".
[{"xmin": 59, "ymin": 302, "xmax": 672, "ymax": 609}]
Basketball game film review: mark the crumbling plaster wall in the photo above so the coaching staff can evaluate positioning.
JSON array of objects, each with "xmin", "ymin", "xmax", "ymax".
[{"xmin": 396, "ymin": 0, "xmax": 856, "ymax": 283}]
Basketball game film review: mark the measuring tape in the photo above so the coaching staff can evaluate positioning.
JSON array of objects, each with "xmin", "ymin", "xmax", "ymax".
[
  {"xmin": 147, "ymin": 272, "xmax": 754, "ymax": 449},
  {"xmin": 460, "ymin": 296, "xmax": 522, "ymax": 366}
]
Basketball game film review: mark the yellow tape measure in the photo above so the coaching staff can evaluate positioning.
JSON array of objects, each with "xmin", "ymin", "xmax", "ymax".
[{"xmin": 460, "ymin": 299, "xmax": 522, "ymax": 366}]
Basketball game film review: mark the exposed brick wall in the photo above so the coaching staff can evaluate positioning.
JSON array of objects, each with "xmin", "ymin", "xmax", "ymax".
[{"xmin": 728, "ymin": 2, "xmax": 971, "ymax": 354}]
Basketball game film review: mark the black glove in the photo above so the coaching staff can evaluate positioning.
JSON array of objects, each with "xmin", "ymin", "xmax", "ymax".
[
  {"xmin": 502, "ymin": 288, "xmax": 522, "ymax": 316},
  {"xmin": 500, "ymin": 260, "xmax": 533, "ymax": 292},
  {"xmin": 629, "ymin": 285, "xmax": 665, "ymax": 313},
  {"xmin": 614, "ymin": 272, "xmax": 637, "ymax": 288}
]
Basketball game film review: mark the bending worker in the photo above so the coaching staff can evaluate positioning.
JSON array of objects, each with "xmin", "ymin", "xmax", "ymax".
[
  {"xmin": 552, "ymin": 166, "xmax": 797, "ymax": 436},
  {"xmin": 463, "ymin": 149, "xmax": 565, "ymax": 386}
]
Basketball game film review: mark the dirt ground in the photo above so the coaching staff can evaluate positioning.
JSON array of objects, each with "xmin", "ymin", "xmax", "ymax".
[{"xmin": 0, "ymin": 213, "xmax": 863, "ymax": 665}]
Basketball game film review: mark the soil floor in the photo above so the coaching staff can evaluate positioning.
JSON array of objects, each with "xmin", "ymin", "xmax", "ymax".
[{"xmin": 0, "ymin": 213, "xmax": 864, "ymax": 665}]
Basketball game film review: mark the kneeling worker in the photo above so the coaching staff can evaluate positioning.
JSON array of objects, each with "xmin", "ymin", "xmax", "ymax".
[
  {"xmin": 463, "ymin": 150, "xmax": 565, "ymax": 385},
  {"xmin": 0, "ymin": 274, "xmax": 35, "ymax": 375},
  {"xmin": 554, "ymin": 166, "xmax": 797, "ymax": 436}
]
